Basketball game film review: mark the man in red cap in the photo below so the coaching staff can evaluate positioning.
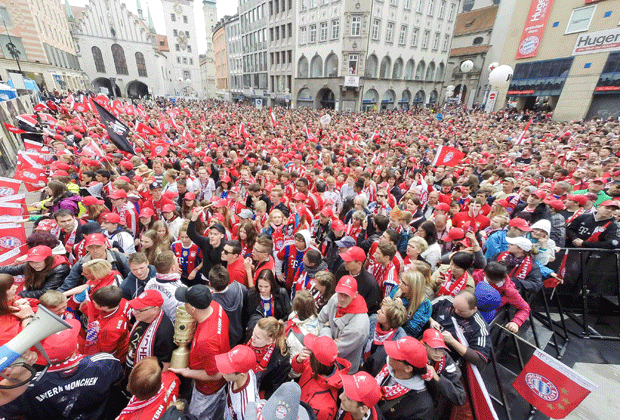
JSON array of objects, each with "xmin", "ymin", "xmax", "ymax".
[
  {"xmin": 317, "ymin": 275, "xmax": 369, "ymax": 372},
  {"xmin": 374, "ymin": 336, "xmax": 435, "ymax": 420},
  {"xmin": 422, "ymin": 328, "xmax": 466, "ymax": 415},
  {"xmin": 215, "ymin": 345, "xmax": 259, "ymax": 420},
  {"xmin": 311, "ymin": 207, "xmax": 334, "ymax": 245},
  {"xmin": 102, "ymin": 212, "xmax": 136, "ymax": 254},
  {"xmin": 567, "ymin": 200, "xmax": 620, "ymax": 249},
  {"xmin": 574, "ymin": 177, "xmax": 612, "ymax": 207},
  {"xmin": 334, "ymin": 245, "xmax": 381, "ymax": 314},
  {"xmin": 0, "ymin": 319, "xmax": 123, "ymax": 420},
  {"xmin": 337, "ymin": 371, "xmax": 382, "ymax": 420},
  {"xmin": 318, "ymin": 219, "xmax": 347, "ymax": 272},
  {"xmin": 126, "ymin": 290, "xmax": 175, "ymax": 371},
  {"xmin": 109, "ymin": 189, "xmax": 138, "ymax": 236},
  {"xmin": 512, "ymin": 189, "xmax": 551, "ymax": 224},
  {"xmin": 563, "ymin": 194, "xmax": 587, "ymax": 226}
]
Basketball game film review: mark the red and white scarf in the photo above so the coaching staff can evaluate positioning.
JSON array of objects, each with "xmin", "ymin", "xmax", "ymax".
[
  {"xmin": 497, "ymin": 251, "xmax": 533, "ymax": 281},
  {"xmin": 131, "ymin": 309, "xmax": 164, "ymax": 367},
  {"xmin": 48, "ymin": 354, "xmax": 86, "ymax": 373},
  {"xmin": 436, "ymin": 270, "xmax": 469, "ymax": 297},
  {"xmin": 249, "ymin": 342, "xmax": 275, "ymax": 372},
  {"xmin": 364, "ymin": 323, "xmax": 397, "ymax": 360},
  {"xmin": 376, "ymin": 364, "xmax": 410, "ymax": 400},
  {"xmin": 565, "ymin": 207, "xmax": 584, "ymax": 226}
]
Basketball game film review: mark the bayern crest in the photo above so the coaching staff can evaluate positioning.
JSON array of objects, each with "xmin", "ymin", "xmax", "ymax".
[
  {"xmin": 443, "ymin": 152, "xmax": 454, "ymax": 163},
  {"xmin": 0, "ymin": 187, "xmax": 15, "ymax": 196},
  {"xmin": 0, "ymin": 236, "xmax": 22, "ymax": 249},
  {"xmin": 525, "ymin": 372, "xmax": 559, "ymax": 402}
]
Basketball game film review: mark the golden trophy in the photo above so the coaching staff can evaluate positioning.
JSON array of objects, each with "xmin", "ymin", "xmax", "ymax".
[{"xmin": 170, "ymin": 306, "xmax": 198, "ymax": 369}]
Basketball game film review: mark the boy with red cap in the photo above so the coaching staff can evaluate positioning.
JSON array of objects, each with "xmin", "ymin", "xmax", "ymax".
[
  {"xmin": 421, "ymin": 328, "xmax": 466, "ymax": 415},
  {"xmin": 102, "ymin": 212, "xmax": 136, "ymax": 254},
  {"xmin": 109, "ymin": 189, "xmax": 138, "ymax": 236},
  {"xmin": 317, "ymin": 275, "xmax": 369, "ymax": 372},
  {"xmin": 374, "ymin": 336, "xmax": 435, "ymax": 420},
  {"xmin": 292, "ymin": 334, "xmax": 351, "ymax": 420},
  {"xmin": 215, "ymin": 344, "xmax": 259, "ymax": 420},
  {"xmin": 337, "ymin": 371, "xmax": 382, "ymax": 420},
  {"xmin": 335, "ymin": 246, "xmax": 381, "ymax": 314}
]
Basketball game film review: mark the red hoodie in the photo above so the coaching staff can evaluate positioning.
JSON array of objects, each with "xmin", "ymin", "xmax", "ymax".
[{"xmin": 472, "ymin": 270, "xmax": 530, "ymax": 326}]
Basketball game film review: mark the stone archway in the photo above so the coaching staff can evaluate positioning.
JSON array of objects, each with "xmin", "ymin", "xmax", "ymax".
[
  {"xmin": 93, "ymin": 77, "xmax": 120, "ymax": 96},
  {"xmin": 317, "ymin": 87, "xmax": 335, "ymax": 110},
  {"xmin": 127, "ymin": 80, "xmax": 149, "ymax": 99}
]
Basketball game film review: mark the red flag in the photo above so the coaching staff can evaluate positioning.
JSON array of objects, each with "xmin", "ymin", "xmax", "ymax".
[
  {"xmin": 0, "ymin": 194, "xmax": 28, "ymax": 216},
  {"xmin": 150, "ymin": 142, "xmax": 170, "ymax": 158},
  {"xmin": 33, "ymin": 103, "xmax": 47, "ymax": 112},
  {"xmin": 304, "ymin": 125, "xmax": 316, "ymax": 142},
  {"xmin": 238, "ymin": 123, "xmax": 249, "ymax": 139},
  {"xmin": 135, "ymin": 122, "xmax": 159, "ymax": 136},
  {"xmin": 82, "ymin": 140, "xmax": 104, "ymax": 158},
  {"xmin": 125, "ymin": 104, "xmax": 135, "ymax": 115},
  {"xmin": 0, "ymin": 203, "xmax": 25, "ymax": 217},
  {"xmin": 0, "ymin": 243, "xmax": 28, "ymax": 265},
  {"xmin": 73, "ymin": 101, "xmax": 89, "ymax": 113},
  {"xmin": 0, "ymin": 177, "xmax": 22, "ymax": 197},
  {"xmin": 159, "ymin": 119, "xmax": 173, "ymax": 132},
  {"xmin": 515, "ymin": 119, "xmax": 532, "ymax": 145},
  {"xmin": 269, "ymin": 107, "xmax": 278, "ymax": 127},
  {"xmin": 3, "ymin": 122, "xmax": 27, "ymax": 134},
  {"xmin": 46, "ymin": 100, "xmax": 58, "ymax": 112},
  {"xmin": 14, "ymin": 166, "xmax": 47, "ymax": 188},
  {"xmin": 432, "ymin": 145, "xmax": 466, "ymax": 167},
  {"xmin": 513, "ymin": 349, "xmax": 596, "ymax": 418},
  {"xmin": 0, "ymin": 223, "xmax": 27, "ymax": 255},
  {"xmin": 347, "ymin": 128, "xmax": 358, "ymax": 141},
  {"xmin": 38, "ymin": 113, "xmax": 58, "ymax": 126},
  {"xmin": 16, "ymin": 114, "xmax": 38, "ymax": 128}
]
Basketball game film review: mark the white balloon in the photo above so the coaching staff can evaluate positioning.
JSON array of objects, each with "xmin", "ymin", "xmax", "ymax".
[
  {"xmin": 178, "ymin": 77, "xmax": 183, "ymax": 82},
  {"xmin": 488, "ymin": 65, "xmax": 514, "ymax": 87},
  {"xmin": 460, "ymin": 60, "xmax": 474, "ymax": 73},
  {"xmin": 488, "ymin": 62, "xmax": 499, "ymax": 72},
  {"xmin": 446, "ymin": 85, "xmax": 455, "ymax": 92}
]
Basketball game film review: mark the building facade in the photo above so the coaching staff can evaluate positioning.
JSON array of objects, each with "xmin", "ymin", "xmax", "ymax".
[
  {"xmin": 69, "ymin": 0, "xmax": 168, "ymax": 97},
  {"xmin": 225, "ymin": 14, "xmax": 244, "ymax": 100},
  {"xmin": 268, "ymin": 0, "xmax": 294, "ymax": 107},
  {"xmin": 202, "ymin": 0, "xmax": 218, "ymax": 98},
  {"xmin": 496, "ymin": 0, "xmax": 620, "ymax": 120},
  {"xmin": 161, "ymin": 0, "xmax": 203, "ymax": 97},
  {"xmin": 0, "ymin": 0, "xmax": 88, "ymax": 92},
  {"xmin": 213, "ymin": 20, "xmax": 229, "ymax": 99},
  {"xmin": 294, "ymin": 0, "xmax": 459, "ymax": 111},
  {"xmin": 239, "ymin": 0, "xmax": 269, "ymax": 104}
]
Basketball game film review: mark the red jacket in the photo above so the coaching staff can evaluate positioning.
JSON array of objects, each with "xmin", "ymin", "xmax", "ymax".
[{"xmin": 473, "ymin": 270, "xmax": 530, "ymax": 326}]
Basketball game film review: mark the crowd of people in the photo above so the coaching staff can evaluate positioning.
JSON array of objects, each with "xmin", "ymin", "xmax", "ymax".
[{"xmin": 0, "ymin": 96, "xmax": 619, "ymax": 420}]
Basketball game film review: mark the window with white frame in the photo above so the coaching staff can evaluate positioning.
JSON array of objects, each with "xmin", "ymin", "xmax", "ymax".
[
  {"xmin": 386, "ymin": 22, "xmax": 394, "ymax": 43},
  {"xmin": 399, "ymin": 25, "xmax": 407, "ymax": 45},
  {"xmin": 432, "ymin": 32, "xmax": 440, "ymax": 49},
  {"xmin": 428, "ymin": 0, "xmax": 435, "ymax": 16},
  {"xmin": 309, "ymin": 24, "xmax": 317, "ymax": 42},
  {"xmin": 351, "ymin": 16, "xmax": 361, "ymax": 36},
  {"xmin": 411, "ymin": 27, "xmax": 419, "ymax": 47},
  {"xmin": 300, "ymin": 0, "xmax": 307, "ymax": 11},
  {"xmin": 416, "ymin": 0, "xmax": 424, "ymax": 13},
  {"xmin": 371, "ymin": 18, "xmax": 381, "ymax": 40},
  {"xmin": 422, "ymin": 30, "xmax": 429, "ymax": 48},
  {"xmin": 448, "ymin": 2, "xmax": 455, "ymax": 21},
  {"xmin": 331, "ymin": 19, "xmax": 340, "ymax": 39},
  {"xmin": 442, "ymin": 34, "xmax": 449, "ymax": 51},
  {"xmin": 320, "ymin": 21, "xmax": 328, "ymax": 41},
  {"xmin": 565, "ymin": 5, "xmax": 596, "ymax": 34},
  {"xmin": 299, "ymin": 26, "xmax": 307, "ymax": 43},
  {"xmin": 390, "ymin": 0, "xmax": 397, "ymax": 6},
  {"xmin": 348, "ymin": 54, "xmax": 359, "ymax": 75},
  {"xmin": 438, "ymin": 0, "xmax": 446, "ymax": 18},
  {"xmin": 310, "ymin": 0, "xmax": 317, "ymax": 7}
]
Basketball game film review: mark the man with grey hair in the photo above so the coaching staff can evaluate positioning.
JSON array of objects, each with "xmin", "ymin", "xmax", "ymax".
[{"xmin": 551, "ymin": 181, "xmax": 571, "ymax": 200}]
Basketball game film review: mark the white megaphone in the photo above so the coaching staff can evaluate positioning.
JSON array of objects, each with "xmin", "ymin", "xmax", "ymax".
[{"xmin": 0, "ymin": 305, "xmax": 71, "ymax": 374}]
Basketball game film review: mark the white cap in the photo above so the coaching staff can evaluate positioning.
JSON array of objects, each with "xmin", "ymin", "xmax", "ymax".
[
  {"xmin": 530, "ymin": 219, "xmax": 551, "ymax": 236},
  {"xmin": 506, "ymin": 236, "xmax": 533, "ymax": 252}
]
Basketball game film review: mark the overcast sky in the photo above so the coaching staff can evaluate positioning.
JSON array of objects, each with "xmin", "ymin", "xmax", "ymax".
[{"xmin": 69, "ymin": 0, "xmax": 238, "ymax": 53}]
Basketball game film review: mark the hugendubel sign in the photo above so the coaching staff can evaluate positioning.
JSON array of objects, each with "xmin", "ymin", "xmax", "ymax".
[
  {"xmin": 515, "ymin": 0, "xmax": 555, "ymax": 60},
  {"xmin": 572, "ymin": 28, "xmax": 620, "ymax": 56}
]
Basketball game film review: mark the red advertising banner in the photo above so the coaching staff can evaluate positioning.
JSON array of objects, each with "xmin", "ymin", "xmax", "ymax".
[
  {"xmin": 516, "ymin": 0, "xmax": 555, "ymax": 59},
  {"xmin": 0, "ymin": 223, "xmax": 27, "ymax": 255}
]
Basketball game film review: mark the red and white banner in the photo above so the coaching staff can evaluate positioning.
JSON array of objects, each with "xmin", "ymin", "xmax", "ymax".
[
  {"xmin": 3, "ymin": 122, "xmax": 27, "ymax": 134},
  {"xmin": 0, "ymin": 223, "xmax": 27, "ymax": 258},
  {"xmin": 33, "ymin": 103, "xmax": 47, "ymax": 112},
  {"xmin": 150, "ymin": 142, "xmax": 170, "ymax": 158},
  {"xmin": 0, "ymin": 194, "xmax": 28, "ymax": 215},
  {"xmin": 516, "ymin": 119, "xmax": 533, "ymax": 145},
  {"xmin": 82, "ymin": 140, "xmax": 105, "ymax": 158},
  {"xmin": 24, "ymin": 139, "xmax": 50, "ymax": 154},
  {"xmin": 269, "ymin": 107, "xmax": 278, "ymax": 127},
  {"xmin": 432, "ymin": 145, "xmax": 466, "ymax": 167},
  {"xmin": 0, "ymin": 244, "xmax": 29, "ymax": 266},
  {"xmin": 0, "ymin": 177, "xmax": 22, "ymax": 197},
  {"xmin": 135, "ymin": 122, "xmax": 159, "ymax": 136},
  {"xmin": 516, "ymin": 0, "xmax": 555, "ymax": 59},
  {"xmin": 16, "ymin": 114, "xmax": 37, "ymax": 128},
  {"xmin": 513, "ymin": 348, "xmax": 597, "ymax": 418},
  {"xmin": 14, "ymin": 166, "xmax": 47, "ymax": 190}
]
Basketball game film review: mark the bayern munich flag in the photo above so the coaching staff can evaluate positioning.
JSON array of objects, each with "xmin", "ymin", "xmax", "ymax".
[
  {"xmin": 431, "ymin": 145, "xmax": 465, "ymax": 167},
  {"xmin": 513, "ymin": 349, "xmax": 597, "ymax": 418}
]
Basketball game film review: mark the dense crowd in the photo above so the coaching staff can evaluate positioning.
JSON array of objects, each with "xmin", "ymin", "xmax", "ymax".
[{"xmin": 0, "ymin": 97, "xmax": 619, "ymax": 420}]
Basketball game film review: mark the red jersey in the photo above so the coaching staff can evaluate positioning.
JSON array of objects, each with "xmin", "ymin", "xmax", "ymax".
[
  {"xmin": 253, "ymin": 257, "xmax": 275, "ymax": 285},
  {"xmin": 172, "ymin": 241, "xmax": 203, "ymax": 280},
  {"xmin": 84, "ymin": 299, "xmax": 131, "ymax": 362},
  {"xmin": 452, "ymin": 211, "xmax": 490, "ymax": 232},
  {"xmin": 144, "ymin": 197, "xmax": 175, "ymax": 220},
  {"xmin": 118, "ymin": 371, "xmax": 180, "ymax": 420},
  {"xmin": 369, "ymin": 261, "xmax": 399, "ymax": 298},
  {"xmin": 227, "ymin": 256, "xmax": 248, "ymax": 287},
  {"xmin": 113, "ymin": 202, "xmax": 138, "ymax": 236},
  {"xmin": 190, "ymin": 301, "xmax": 230, "ymax": 395}
]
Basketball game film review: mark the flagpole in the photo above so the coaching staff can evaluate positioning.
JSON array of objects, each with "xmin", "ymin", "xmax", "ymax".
[{"xmin": 493, "ymin": 323, "xmax": 540, "ymax": 351}]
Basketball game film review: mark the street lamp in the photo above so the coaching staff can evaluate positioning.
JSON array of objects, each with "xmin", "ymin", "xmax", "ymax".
[{"xmin": 3, "ymin": 20, "xmax": 22, "ymax": 73}]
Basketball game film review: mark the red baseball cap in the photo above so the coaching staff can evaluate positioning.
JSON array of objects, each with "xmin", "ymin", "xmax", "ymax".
[
  {"xmin": 434, "ymin": 203, "xmax": 450, "ymax": 212},
  {"xmin": 335, "ymin": 275, "xmax": 357, "ymax": 297},
  {"xmin": 304, "ymin": 334, "xmax": 338, "ymax": 366},
  {"xmin": 102, "ymin": 213, "xmax": 121, "ymax": 224},
  {"xmin": 384, "ymin": 336, "xmax": 428, "ymax": 368},
  {"xmin": 162, "ymin": 203, "xmax": 176, "ymax": 212},
  {"xmin": 139, "ymin": 208, "xmax": 155, "ymax": 218},
  {"xmin": 293, "ymin": 192, "xmax": 307, "ymax": 201},
  {"xmin": 213, "ymin": 199, "xmax": 227, "ymax": 208},
  {"xmin": 24, "ymin": 245, "xmax": 52, "ymax": 262},
  {"xmin": 340, "ymin": 246, "xmax": 366, "ymax": 262},
  {"xmin": 42, "ymin": 318, "xmax": 81, "ymax": 363},
  {"xmin": 82, "ymin": 196, "xmax": 104, "ymax": 206},
  {"xmin": 442, "ymin": 228, "xmax": 465, "ymax": 242},
  {"xmin": 331, "ymin": 219, "xmax": 345, "ymax": 231},
  {"xmin": 35, "ymin": 219, "xmax": 57, "ymax": 232},
  {"xmin": 221, "ymin": 175, "xmax": 232, "ymax": 183},
  {"xmin": 85, "ymin": 233, "xmax": 107, "ymax": 247},
  {"xmin": 320, "ymin": 207, "xmax": 334, "ymax": 218},
  {"xmin": 340, "ymin": 372, "xmax": 382, "ymax": 408},
  {"xmin": 108, "ymin": 189, "xmax": 127, "ymax": 200},
  {"xmin": 545, "ymin": 199, "xmax": 566, "ymax": 212},
  {"xmin": 566, "ymin": 195, "xmax": 587, "ymax": 206},
  {"xmin": 599, "ymin": 200, "xmax": 620, "ymax": 209},
  {"xmin": 215, "ymin": 345, "xmax": 257, "ymax": 374},
  {"xmin": 592, "ymin": 177, "xmax": 607, "ymax": 184},
  {"xmin": 184, "ymin": 192, "xmax": 196, "ymax": 200},
  {"xmin": 129, "ymin": 290, "xmax": 164, "ymax": 310},
  {"xmin": 531, "ymin": 190, "xmax": 546, "ymax": 200},
  {"xmin": 508, "ymin": 218, "xmax": 532, "ymax": 232},
  {"xmin": 422, "ymin": 328, "xmax": 449, "ymax": 349}
]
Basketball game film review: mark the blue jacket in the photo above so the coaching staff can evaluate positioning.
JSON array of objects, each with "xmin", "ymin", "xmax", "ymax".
[
  {"xmin": 120, "ymin": 265, "xmax": 157, "ymax": 300},
  {"xmin": 484, "ymin": 229, "xmax": 509, "ymax": 260}
]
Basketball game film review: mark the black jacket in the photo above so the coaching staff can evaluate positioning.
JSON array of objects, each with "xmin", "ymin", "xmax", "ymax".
[
  {"xmin": 378, "ymin": 386, "xmax": 435, "ymax": 420},
  {"xmin": 0, "ymin": 261, "xmax": 70, "ymax": 299},
  {"xmin": 244, "ymin": 287, "xmax": 291, "ymax": 339},
  {"xmin": 257, "ymin": 345, "xmax": 291, "ymax": 399},
  {"xmin": 187, "ymin": 220, "xmax": 227, "ymax": 279},
  {"xmin": 512, "ymin": 202, "xmax": 551, "ymax": 224}
]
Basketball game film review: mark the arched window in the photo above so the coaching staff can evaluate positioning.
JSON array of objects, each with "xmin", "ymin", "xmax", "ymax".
[
  {"xmin": 404, "ymin": 59, "xmax": 415, "ymax": 80},
  {"xmin": 415, "ymin": 60, "xmax": 426, "ymax": 80},
  {"xmin": 392, "ymin": 58, "xmax": 403, "ymax": 80},
  {"xmin": 111, "ymin": 44, "xmax": 128, "ymax": 75},
  {"xmin": 436, "ymin": 62, "xmax": 445, "ymax": 82},
  {"xmin": 425, "ymin": 62, "xmax": 436, "ymax": 81},
  {"xmin": 92, "ymin": 46, "xmax": 105, "ymax": 73},
  {"xmin": 380, "ymin": 56, "xmax": 391, "ymax": 79},
  {"xmin": 298, "ymin": 56, "xmax": 309, "ymax": 78},
  {"xmin": 365, "ymin": 54, "xmax": 378, "ymax": 78},
  {"xmin": 310, "ymin": 55, "xmax": 323, "ymax": 78},
  {"xmin": 135, "ymin": 52, "xmax": 147, "ymax": 77},
  {"xmin": 324, "ymin": 53, "xmax": 338, "ymax": 77}
]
